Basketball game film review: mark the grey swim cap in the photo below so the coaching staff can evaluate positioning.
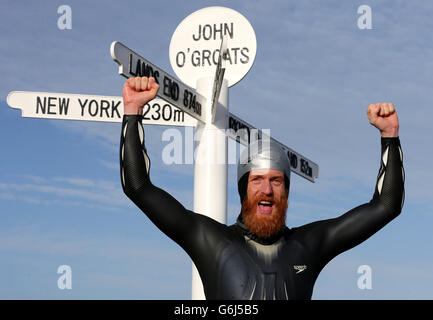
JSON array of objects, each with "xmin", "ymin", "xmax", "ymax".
[{"xmin": 237, "ymin": 139, "xmax": 291, "ymax": 183}]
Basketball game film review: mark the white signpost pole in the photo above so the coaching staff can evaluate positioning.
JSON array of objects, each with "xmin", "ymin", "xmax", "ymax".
[
  {"xmin": 192, "ymin": 77, "xmax": 229, "ymax": 300},
  {"xmin": 191, "ymin": 36, "xmax": 230, "ymax": 299}
]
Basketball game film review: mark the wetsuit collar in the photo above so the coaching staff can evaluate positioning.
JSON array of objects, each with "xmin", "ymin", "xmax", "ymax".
[{"xmin": 236, "ymin": 214, "xmax": 286, "ymax": 245}]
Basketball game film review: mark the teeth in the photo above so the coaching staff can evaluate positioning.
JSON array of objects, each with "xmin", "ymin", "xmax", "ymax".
[{"xmin": 259, "ymin": 201, "xmax": 272, "ymax": 206}]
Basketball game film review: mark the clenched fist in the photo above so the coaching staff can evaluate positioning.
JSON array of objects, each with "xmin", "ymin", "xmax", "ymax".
[
  {"xmin": 123, "ymin": 77, "xmax": 160, "ymax": 115},
  {"xmin": 367, "ymin": 103, "xmax": 399, "ymax": 138}
]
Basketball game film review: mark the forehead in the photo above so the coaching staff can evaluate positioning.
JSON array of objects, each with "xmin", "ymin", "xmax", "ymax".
[{"xmin": 249, "ymin": 169, "xmax": 284, "ymax": 178}]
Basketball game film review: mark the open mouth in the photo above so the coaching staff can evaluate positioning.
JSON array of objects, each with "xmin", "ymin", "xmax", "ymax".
[{"xmin": 257, "ymin": 200, "xmax": 274, "ymax": 215}]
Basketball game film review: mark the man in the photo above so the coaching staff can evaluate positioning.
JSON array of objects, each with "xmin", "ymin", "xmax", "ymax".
[{"xmin": 120, "ymin": 76, "xmax": 405, "ymax": 300}]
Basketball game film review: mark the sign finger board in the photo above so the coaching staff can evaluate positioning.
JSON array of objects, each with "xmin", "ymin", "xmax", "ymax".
[{"xmin": 111, "ymin": 41, "xmax": 206, "ymax": 124}]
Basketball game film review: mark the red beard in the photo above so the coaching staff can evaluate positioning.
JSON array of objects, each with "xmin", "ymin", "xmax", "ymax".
[{"xmin": 241, "ymin": 191, "xmax": 288, "ymax": 239}]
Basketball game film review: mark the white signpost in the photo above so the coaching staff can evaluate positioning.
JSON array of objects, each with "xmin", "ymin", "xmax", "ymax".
[
  {"xmin": 227, "ymin": 113, "xmax": 319, "ymax": 182},
  {"xmin": 6, "ymin": 6, "xmax": 319, "ymax": 301},
  {"xmin": 211, "ymin": 37, "xmax": 228, "ymax": 123},
  {"xmin": 6, "ymin": 91, "xmax": 197, "ymax": 127},
  {"xmin": 111, "ymin": 41, "xmax": 207, "ymax": 124},
  {"xmin": 169, "ymin": 6, "xmax": 257, "ymax": 88}
]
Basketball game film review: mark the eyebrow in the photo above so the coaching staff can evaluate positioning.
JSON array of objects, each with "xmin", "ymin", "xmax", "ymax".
[{"xmin": 249, "ymin": 174, "xmax": 284, "ymax": 179}]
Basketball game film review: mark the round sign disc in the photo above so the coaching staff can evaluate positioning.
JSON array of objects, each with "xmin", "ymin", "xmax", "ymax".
[{"xmin": 169, "ymin": 6, "xmax": 257, "ymax": 88}]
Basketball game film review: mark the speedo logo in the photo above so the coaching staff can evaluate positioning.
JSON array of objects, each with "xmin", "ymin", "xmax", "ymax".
[{"xmin": 293, "ymin": 265, "xmax": 307, "ymax": 274}]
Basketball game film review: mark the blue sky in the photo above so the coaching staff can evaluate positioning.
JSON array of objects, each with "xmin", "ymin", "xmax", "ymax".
[{"xmin": 1, "ymin": 0, "xmax": 433, "ymax": 299}]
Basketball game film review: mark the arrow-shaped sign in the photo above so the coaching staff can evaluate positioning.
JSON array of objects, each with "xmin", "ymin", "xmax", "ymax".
[
  {"xmin": 111, "ymin": 41, "xmax": 207, "ymax": 124},
  {"xmin": 227, "ymin": 113, "xmax": 319, "ymax": 182},
  {"xmin": 6, "ymin": 91, "xmax": 198, "ymax": 127},
  {"xmin": 211, "ymin": 36, "xmax": 228, "ymax": 123}
]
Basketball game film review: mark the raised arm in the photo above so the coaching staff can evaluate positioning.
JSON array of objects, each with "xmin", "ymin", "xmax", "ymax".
[
  {"xmin": 309, "ymin": 103, "xmax": 405, "ymax": 266},
  {"xmin": 120, "ymin": 77, "xmax": 200, "ymax": 246}
]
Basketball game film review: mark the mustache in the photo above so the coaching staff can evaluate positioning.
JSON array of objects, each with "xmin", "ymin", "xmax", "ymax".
[{"xmin": 253, "ymin": 195, "xmax": 276, "ymax": 203}]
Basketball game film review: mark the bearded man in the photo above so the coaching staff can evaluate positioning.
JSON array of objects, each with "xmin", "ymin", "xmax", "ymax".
[{"xmin": 120, "ymin": 76, "xmax": 405, "ymax": 300}]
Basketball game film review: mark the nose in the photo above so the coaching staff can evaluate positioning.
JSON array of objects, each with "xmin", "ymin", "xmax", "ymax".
[{"xmin": 261, "ymin": 179, "xmax": 273, "ymax": 195}]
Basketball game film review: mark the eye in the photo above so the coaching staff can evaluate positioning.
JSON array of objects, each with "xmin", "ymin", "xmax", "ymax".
[
  {"xmin": 272, "ymin": 178, "xmax": 283, "ymax": 186},
  {"xmin": 250, "ymin": 177, "xmax": 263, "ymax": 183}
]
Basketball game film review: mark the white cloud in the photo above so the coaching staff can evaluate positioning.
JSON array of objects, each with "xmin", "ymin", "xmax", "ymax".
[{"xmin": 0, "ymin": 175, "xmax": 129, "ymax": 210}]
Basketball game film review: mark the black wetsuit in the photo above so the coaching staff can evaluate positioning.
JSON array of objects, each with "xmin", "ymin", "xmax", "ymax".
[{"xmin": 120, "ymin": 115, "xmax": 405, "ymax": 300}]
